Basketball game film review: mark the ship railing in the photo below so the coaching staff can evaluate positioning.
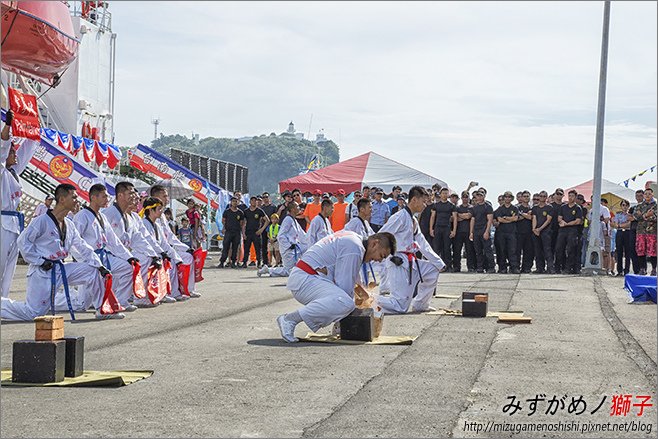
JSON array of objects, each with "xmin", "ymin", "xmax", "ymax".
[{"xmin": 70, "ymin": 1, "xmax": 112, "ymax": 33}]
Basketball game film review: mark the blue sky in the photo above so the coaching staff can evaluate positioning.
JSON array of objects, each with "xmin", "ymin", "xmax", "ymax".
[{"xmin": 110, "ymin": 1, "xmax": 657, "ymax": 196}]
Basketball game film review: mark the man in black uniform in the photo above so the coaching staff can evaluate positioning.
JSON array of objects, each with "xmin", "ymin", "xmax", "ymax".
[
  {"xmin": 419, "ymin": 191, "xmax": 433, "ymax": 244},
  {"xmin": 531, "ymin": 190, "xmax": 554, "ymax": 273},
  {"xmin": 550, "ymin": 189, "xmax": 565, "ymax": 268},
  {"xmin": 276, "ymin": 190, "xmax": 294, "ymax": 222},
  {"xmin": 516, "ymin": 190, "xmax": 534, "ymax": 273},
  {"xmin": 493, "ymin": 191, "xmax": 519, "ymax": 274},
  {"xmin": 234, "ymin": 191, "xmax": 249, "ymax": 212},
  {"xmin": 218, "ymin": 197, "xmax": 245, "ymax": 268},
  {"xmin": 429, "ymin": 187, "xmax": 456, "ymax": 271},
  {"xmin": 554, "ymin": 190, "xmax": 583, "ymax": 274},
  {"xmin": 575, "ymin": 193, "xmax": 588, "ymax": 271},
  {"xmin": 259, "ymin": 192, "xmax": 277, "ymax": 266},
  {"xmin": 240, "ymin": 196, "xmax": 270, "ymax": 268},
  {"xmin": 470, "ymin": 190, "xmax": 495, "ymax": 273},
  {"xmin": 453, "ymin": 191, "xmax": 475, "ymax": 272}
]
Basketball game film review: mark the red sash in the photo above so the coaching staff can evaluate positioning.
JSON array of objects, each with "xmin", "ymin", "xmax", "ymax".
[
  {"xmin": 131, "ymin": 261, "xmax": 146, "ymax": 299},
  {"xmin": 177, "ymin": 263, "xmax": 191, "ymax": 296},
  {"xmin": 98, "ymin": 274, "xmax": 124, "ymax": 314},
  {"xmin": 193, "ymin": 248, "xmax": 207, "ymax": 282},
  {"xmin": 295, "ymin": 260, "xmax": 318, "ymax": 275}
]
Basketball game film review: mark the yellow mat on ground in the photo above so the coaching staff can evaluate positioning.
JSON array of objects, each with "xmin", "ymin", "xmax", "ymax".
[
  {"xmin": 299, "ymin": 333, "xmax": 415, "ymax": 345},
  {"xmin": 425, "ymin": 308, "xmax": 525, "ymax": 318},
  {"xmin": 1, "ymin": 369, "xmax": 153, "ymax": 387}
]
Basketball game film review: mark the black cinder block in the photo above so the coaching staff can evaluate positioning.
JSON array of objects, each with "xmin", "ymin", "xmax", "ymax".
[
  {"xmin": 12, "ymin": 340, "xmax": 65, "ymax": 383},
  {"xmin": 64, "ymin": 336, "xmax": 84, "ymax": 378},
  {"xmin": 462, "ymin": 292, "xmax": 488, "ymax": 317},
  {"xmin": 340, "ymin": 308, "xmax": 375, "ymax": 341}
]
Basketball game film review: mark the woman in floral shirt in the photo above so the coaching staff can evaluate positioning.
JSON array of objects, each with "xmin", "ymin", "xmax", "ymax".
[{"xmin": 632, "ymin": 188, "xmax": 657, "ymax": 276}]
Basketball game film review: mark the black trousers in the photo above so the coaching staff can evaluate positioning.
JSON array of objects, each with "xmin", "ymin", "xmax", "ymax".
[
  {"xmin": 371, "ymin": 224, "xmax": 383, "ymax": 232},
  {"xmin": 555, "ymin": 227, "xmax": 579, "ymax": 273},
  {"xmin": 551, "ymin": 227, "xmax": 562, "ymax": 269},
  {"xmin": 242, "ymin": 232, "xmax": 262, "ymax": 264},
  {"xmin": 260, "ymin": 233, "xmax": 269, "ymax": 265},
  {"xmin": 496, "ymin": 231, "xmax": 518, "ymax": 271},
  {"xmin": 473, "ymin": 230, "xmax": 495, "ymax": 271},
  {"xmin": 220, "ymin": 230, "xmax": 241, "ymax": 264},
  {"xmin": 432, "ymin": 226, "xmax": 452, "ymax": 269},
  {"xmin": 516, "ymin": 232, "xmax": 534, "ymax": 272},
  {"xmin": 629, "ymin": 229, "xmax": 640, "ymax": 274},
  {"xmin": 453, "ymin": 231, "xmax": 475, "ymax": 271},
  {"xmin": 533, "ymin": 229, "xmax": 554, "ymax": 273},
  {"xmin": 616, "ymin": 229, "xmax": 633, "ymax": 275}
]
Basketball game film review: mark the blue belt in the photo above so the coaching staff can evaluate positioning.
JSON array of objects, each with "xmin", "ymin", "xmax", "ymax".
[
  {"xmin": 361, "ymin": 262, "xmax": 377, "ymax": 284},
  {"xmin": 1, "ymin": 210, "xmax": 25, "ymax": 232},
  {"xmin": 94, "ymin": 248, "xmax": 112, "ymax": 270},
  {"xmin": 49, "ymin": 260, "xmax": 75, "ymax": 321}
]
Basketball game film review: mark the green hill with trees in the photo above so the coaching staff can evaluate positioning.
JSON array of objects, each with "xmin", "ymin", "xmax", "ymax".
[{"xmin": 150, "ymin": 133, "xmax": 340, "ymax": 194}]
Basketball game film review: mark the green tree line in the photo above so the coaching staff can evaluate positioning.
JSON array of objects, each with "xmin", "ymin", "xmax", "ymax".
[{"xmin": 150, "ymin": 133, "xmax": 340, "ymax": 194}]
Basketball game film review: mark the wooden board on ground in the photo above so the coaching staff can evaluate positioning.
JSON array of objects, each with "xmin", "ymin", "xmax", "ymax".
[{"xmin": 497, "ymin": 314, "xmax": 532, "ymax": 324}]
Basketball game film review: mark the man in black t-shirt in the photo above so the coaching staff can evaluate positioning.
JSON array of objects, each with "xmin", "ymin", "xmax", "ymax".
[
  {"xmin": 259, "ymin": 192, "xmax": 277, "ymax": 266},
  {"xmin": 419, "ymin": 192, "xmax": 433, "ymax": 244},
  {"xmin": 550, "ymin": 189, "xmax": 565, "ymax": 268},
  {"xmin": 453, "ymin": 191, "xmax": 475, "ymax": 272},
  {"xmin": 493, "ymin": 191, "xmax": 520, "ymax": 274},
  {"xmin": 515, "ymin": 190, "xmax": 534, "ymax": 273},
  {"xmin": 554, "ymin": 190, "xmax": 583, "ymax": 274},
  {"xmin": 240, "ymin": 196, "xmax": 269, "ymax": 268},
  {"xmin": 218, "ymin": 197, "xmax": 245, "ymax": 268},
  {"xmin": 470, "ymin": 190, "xmax": 495, "ymax": 272},
  {"xmin": 575, "ymin": 193, "xmax": 588, "ymax": 270},
  {"xmin": 531, "ymin": 191, "xmax": 554, "ymax": 273},
  {"xmin": 429, "ymin": 187, "xmax": 456, "ymax": 271}
]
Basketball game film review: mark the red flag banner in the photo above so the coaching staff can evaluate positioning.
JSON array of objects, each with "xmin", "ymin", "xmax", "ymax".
[
  {"xmin": 146, "ymin": 265, "xmax": 167, "ymax": 304},
  {"xmin": 98, "ymin": 274, "xmax": 124, "ymax": 314},
  {"xmin": 193, "ymin": 248, "xmax": 207, "ymax": 282},
  {"xmin": 8, "ymin": 87, "xmax": 41, "ymax": 140}
]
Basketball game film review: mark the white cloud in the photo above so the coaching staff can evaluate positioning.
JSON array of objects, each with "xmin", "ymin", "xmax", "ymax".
[{"xmin": 110, "ymin": 1, "xmax": 656, "ymax": 196}]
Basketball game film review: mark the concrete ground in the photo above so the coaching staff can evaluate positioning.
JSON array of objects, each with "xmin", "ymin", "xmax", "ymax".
[{"xmin": 1, "ymin": 256, "xmax": 656, "ymax": 438}]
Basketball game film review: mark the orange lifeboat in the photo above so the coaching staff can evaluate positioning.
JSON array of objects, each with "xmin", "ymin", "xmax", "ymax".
[{"xmin": 1, "ymin": 1, "xmax": 80, "ymax": 85}]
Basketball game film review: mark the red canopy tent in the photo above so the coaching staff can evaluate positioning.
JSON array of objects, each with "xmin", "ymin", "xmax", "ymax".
[{"xmin": 278, "ymin": 151, "xmax": 447, "ymax": 194}]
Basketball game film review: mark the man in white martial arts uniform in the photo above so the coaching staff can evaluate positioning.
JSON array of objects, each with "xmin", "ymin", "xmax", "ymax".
[
  {"xmin": 74, "ymin": 184, "xmax": 139, "ymax": 311},
  {"xmin": 344, "ymin": 198, "xmax": 375, "ymax": 239},
  {"xmin": 275, "ymin": 231, "xmax": 396, "ymax": 342},
  {"xmin": 306, "ymin": 199, "xmax": 334, "ymax": 246},
  {"xmin": 258, "ymin": 202, "xmax": 307, "ymax": 277},
  {"xmin": 1, "ymin": 184, "xmax": 124, "ymax": 321},
  {"xmin": 378, "ymin": 185, "xmax": 446, "ymax": 314},
  {"xmin": 102, "ymin": 181, "xmax": 163, "ymax": 306},
  {"xmin": 140, "ymin": 197, "xmax": 181, "ymax": 303},
  {"xmin": 1, "ymin": 110, "xmax": 41, "ymax": 298},
  {"xmin": 344, "ymin": 197, "xmax": 378, "ymax": 285},
  {"xmin": 150, "ymin": 185, "xmax": 200, "ymax": 298}
]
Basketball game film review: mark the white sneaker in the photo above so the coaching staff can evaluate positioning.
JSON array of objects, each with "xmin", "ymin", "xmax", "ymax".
[
  {"xmin": 257, "ymin": 265, "xmax": 270, "ymax": 277},
  {"xmin": 123, "ymin": 304, "xmax": 138, "ymax": 312},
  {"xmin": 134, "ymin": 299, "xmax": 158, "ymax": 308},
  {"xmin": 189, "ymin": 291, "xmax": 201, "ymax": 298},
  {"xmin": 331, "ymin": 322, "xmax": 340, "ymax": 337},
  {"xmin": 276, "ymin": 314, "xmax": 298, "ymax": 343},
  {"xmin": 95, "ymin": 311, "xmax": 125, "ymax": 320},
  {"xmin": 161, "ymin": 295, "xmax": 177, "ymax": 303},
  {"xmin": 175, "ymin": 295, "xmax": 190, "ymax": 302}
]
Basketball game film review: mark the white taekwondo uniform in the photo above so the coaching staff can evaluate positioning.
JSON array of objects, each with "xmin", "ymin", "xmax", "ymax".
[
  {"xmin": 267, "ymin": 215, "xmax": 307, "ymax": 277},
  {"xmin": 287, "ymin": 231, "xmax": 364, "ymax": 332},
  {"xmin": 102, "ymin": 203, "xmax": 160, "ymax": 284},
  {"xmin": 306, "ymin": 213, "xmax": 333, "ymax": 246},
  {"xmin": 0, "ymin": 137, "xmax": 39, "ymax": 297},
  {"xmin": 1, "ymin": 212, "xmax": 104, "ymax": 321},
  {"xmin": 156, "ymin": 216, "xmax": 196, "ymax": 295},
  {"xmin": 378, "ymin": 207, "xmax": 445, "ymax": 314},
  {"xmin": 73, "ymin": 207, "xmax": 135, "ymax": 307},
  {"xmin": 344, "ymin": 216, "xmax": 377, "ymax": 284}
]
